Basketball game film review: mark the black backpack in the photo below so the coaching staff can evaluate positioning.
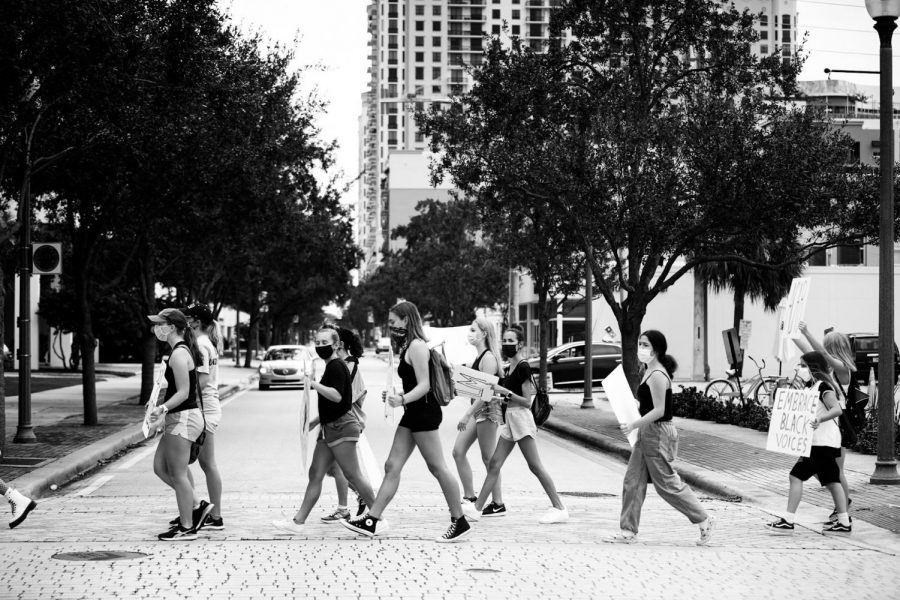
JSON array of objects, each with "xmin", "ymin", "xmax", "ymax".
[
  {"xmin": 842, "ymin": 377, "xmax": 868, "ymax": 432},
  {"xmin": 529, "ymin": 370, "xmax": 552, "ymax": 426},
  {"xmin": 428, "ymin": 343, "xmax": 456, "ymax": 406}
]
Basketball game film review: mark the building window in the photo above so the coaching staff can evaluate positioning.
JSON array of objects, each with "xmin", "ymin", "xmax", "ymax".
[
  {"xmin": 415, "ymin": 4, "xmax": 424, "ymax": 15},
  {"xmin": 389, "ymin": 34, "xmax": 398, "ymax": 49},
  {"xmin": 415, "ymin": 132, "xmax": 425, "ymax": 142},
  {"xmin": 432, "ymin": 84, "xmax": 441, "ymax": 93},
  {"xmin": 389, "ymin": 50, "xmax": 398, "ymax": 63},
  {"xmin": 760, "ymin": 44, "xmax": 768, "ymax": 54},
  {"xmin": 388, "ymin": 68, "xmax": 397, "ymax": 82},
  {"xmin": 492, "ymin": 9, "xmax": 500, "ymax": 18},
  {"xmin": 782, "ymin": 14, "xmax": 791, "ymax": 26},
  {"xmin": 415, "ymin": 51, "xmax": 424, "ymax": 62},
  {"xmin": 432, "ymin": 66, "xmax": 442, "ymax": 79},
  {"xmin": 416, "ymin": 20, "xmax": 424, "ymax": 31},
  {"xmin": 513, "ymin": 9, "xmax": 520, "ymax": 18},
  {"xmin": 433, "ymin": 5, "xmax": 441, "ymax": 15},
  {"xmin": 415, "ymin": 36, "xmax": 425, "ymax": 46},
  {"xmin": 388, "ymin": 115, "xmax": 398, "ymax": 128},
  {"xmin": 415, "ymin": 66, "xmax": 424, "ymax": 79},
  {"xmin": 760, "ymin": 30, "xmax": 768, "ymax": 40},
  {"xmin": 806, "ymin": 250, "xmax": 827, "ymax": 267},
  {"xmin": 760, "ymin": 14, "xmax": 768, "ymax": 27},
  {"xmin": 492, "ymin": 24, "xmax": 501, "ymax": 34},
  {"xmin": 782, "ymin": 30, "xmax": 791, "ymax": 43},
  {"xmin": 415, "ymin": 86, "xmax": 424, "ymax": 96},
  {"xmin": 432, "ymin": 52, "xmax": 441, "ymax": 61},
  {"xmin": 433, "ymin": 37, "xmax": 441, "ymax": 46},
  {"xmin": 433, "ymin": 21, "xmax": 441, "ymax": 31},
  {"xmin": 512, "ymin": 24, "xmax": 520, "ymax": 35},
  {"xmin": 530, "ymin": 24, "xmax": 541, "ymax": 37},
  {"xmin": 836, "ymin": 245, "xmax": 863, "ymax": 265}
]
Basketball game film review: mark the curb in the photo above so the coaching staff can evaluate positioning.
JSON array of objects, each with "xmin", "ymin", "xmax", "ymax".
[
  {"xmin": 542, "ymin": 417, "xmax": 754, "ymax": 503},
  {"xmin": 13, "ymin": 383, "xmax": 246, "ymax": 499}
]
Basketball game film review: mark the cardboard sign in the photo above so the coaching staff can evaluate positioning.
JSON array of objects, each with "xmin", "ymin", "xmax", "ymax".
[
  {"xmin": 602, "ymin": 365, "xmax": 640, "ymax": 447},
  {"xmin": 453, "ymin": 364, "xmax": 499, "ymax": 402},
  {"xmin": 142, "ymin": 358, "xmax": 167, "ymax": 438},
  {"xmin": 766, "ymin": 387, "xmax": 818, "ymax": 457},
  {"xmin": 299, "ymin": 358, "xmax": 311, "ymax": 470}
]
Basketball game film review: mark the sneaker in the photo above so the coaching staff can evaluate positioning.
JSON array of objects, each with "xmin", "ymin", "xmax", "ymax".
[
  {"xmin": 193, "ymin": 501, "xmax": 215, "ymax": 533},
  {"xmin": 481, "ymin": 502, "xmax": 507, "ymax": 518},
  {"xmin": 538, "ymin": 507, "xmax": 568, "ymax": 524},
  {"xmin": 341, "ymin": 514, "xmax": 380, "ymax": 538},
  {"xmin": 356, "ymin": 494, "xmax": 367, "ymax": 517},
  {"xmin": 462, "ymin": 496, "xmax": 477, "ymax": 504},
  {"xmin": 169, "ymin": 499, "xmax": 211, "ymax": 528},
  {"xmin": 202, "ymin": 515, "xmax": 224, "ymax": 530},
  {"xmin": 158, "ymin": 524, "xmax": 197, "ymax": 541},
  {"xmin": 824, "ymin": 512, "xmax": 852, "ymax": 525},
  {"xmin": 320, "ymin": 508, "xmax": 351, "ymax": 523},
  {"xmin": 823, "ymin": 521, "xmax": 852, "ymax": 534},
  {"xmin": 461, "ymin": 502, "xmax": 481, "ymax": 522},
  {"xmin": 765, "ymin": 517, "xmax": 795, "ymax": 534},
  {"xmin": 697, "ymin": 516, "xmax": 714, "ymax": 546},
  {"xmin": 7, "ymin": 489, "xmax": 37, "ymax": 529},
  {"xmin": 603, "ymin": 531, "xmax": 637, "ymax": 544},
  {"xmin": 272, "ymin": 515, "xmax": 306, "ymax": 535},
  {"xmin": 437, "ymin": 517, "xmax": 471, "ymax": 543}
]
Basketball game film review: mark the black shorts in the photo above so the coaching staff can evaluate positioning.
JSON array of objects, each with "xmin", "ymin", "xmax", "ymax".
[
  {"xmin": 790, "ymin": 446, "xmax": 842, "ymax": 486},
  {"xmin": 398, "ymin": 396, "xmax": 442, "ymax": 432}
]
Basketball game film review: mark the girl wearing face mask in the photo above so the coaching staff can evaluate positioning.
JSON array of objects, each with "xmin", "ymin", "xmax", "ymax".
[
  {"xmin": 605, "ymin": 330, "xmax": 713, "ymax": 546},
  {"xmin": 147, "ymin": 308, "xmax": 212, "ymax": 541},
  {"xmin": 766, "ymin": 351, "xmax": 851, "ymax": 534},
  {"xmin": 462, "ymin": 324, "xmax": 568, "ymax": 525},
  {"xmin": 342, "ymin": 301, "xmax": 472, "ymax": 542},
  {"xmin": 272, "ymin": 327, "xmax": 377, "ymax": 534},
  {"xmin": 452, "ymin": 318, "xmax": 505, "ymax": 516}
]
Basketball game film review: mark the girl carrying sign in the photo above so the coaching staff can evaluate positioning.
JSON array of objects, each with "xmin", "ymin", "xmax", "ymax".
[{"xmin": 765, "ymin": 351, "xmax": 851, "ymax": 534}]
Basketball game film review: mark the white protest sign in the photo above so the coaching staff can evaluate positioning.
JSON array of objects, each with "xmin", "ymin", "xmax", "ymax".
[
  {"xmin": 772, "ymin": 300, "xmax": 789, "ymax": 363},
  {"xmin": 785, "ymin": 278, "xmax": 811, "ymax": 340},
  {"xmin": 453, "ymin": 364, "xmax": 499, "ymax": 402},
  {"xmin": 766, "ymin": 387, "xmax": 818, "ymax": 457},
  {"xmin": 602, "ymin": 365, "xmax": 640, "ymax": 447},
  {"xmin": 299, "ymin": 358, "xmax": 311, "ymax": 470},
  {"xmin": 142, "ymin": 357, "xmax": 167, "ymax": 438}
]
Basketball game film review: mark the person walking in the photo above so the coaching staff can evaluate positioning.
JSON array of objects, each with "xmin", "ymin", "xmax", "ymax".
[
  {"xmin": 794, "ymin": 322, "xmax": 857, "ymax": 522},
  {"xmin": 766, "ymin": 351, "xmax": 851, "ymax": 534},
  {"xmin": 604, "ymin": 330, "xmax": 713, "ymax": 545},
  {"xmin": 462, "ymin": 324, "xmax": 567, "ymax": 525},
  {"xmin": 1, "ymin": 476, "xmax": 35, "ymax": 529},
  {"xmin": 272, "ymin": 327, "xmax": 377, "ymax": 534},
  {"xmin": 453, "ymin": 318, "xmax": 504, "ymax": 516},
  {"xmin": 341, "ymin": 301, "xmax": 472, "ymax": 542},
  {"xmin": 148, "ymin": 308, "xmax": 214, "ymax": 541},
  {"xmin": 171, "ymin": 302, "xmax": 225, "ymax": 531},
  {"xmin": 318, "ymin": 325, "xmax": 369, "ymax": 523}
]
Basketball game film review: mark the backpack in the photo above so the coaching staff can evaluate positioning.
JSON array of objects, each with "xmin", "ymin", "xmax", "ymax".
[
  {"xmin": 843, "ymin": 377, "xmax": 868, "ymax": 432},
  {"xmin": 529, "ymin": 369, "xmax": 552, "ymax": 426},
  {"xmin": 428, "ymin": 343, "xmax": 456, "ymax": 406}
]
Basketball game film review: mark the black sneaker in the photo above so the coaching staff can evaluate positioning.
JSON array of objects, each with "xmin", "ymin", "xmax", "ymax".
[
  {"xmin": 481, "ymin": 502, "xmax": 507, "ymax": 518},
  {"xmin": 202, "ymin": 515, "xmax": 224, "ymax": 530},
  {"xmin": 169, "ymin": 500, "xmax": 211, "ymax": 528},
  {"xmin": 341, "ymin": 514, "xmax": 379, "ymax": 538},
  {"xmin": 824, "ymin": 512, "xmax": 852, "ymax": 525},
  {"xmin": 437, "ymin": 516, "xmax": 471, "ymax": 543},
  {"xmin": 356, "ymin": 494, "xmax": 367, "ymax": 517},
  {"xmin": 462, "ymin": 496, "xmax": 477, "ymax": 504},
  {"xmin": 765, "ymin": 518, "xmax": 794, "ymax": 534},
  {"xmin": 823, "ymin": 521, "xmax": 852, "ymax": 534},
  {"xmin": 158, "ymin": 524, "xmax": 197, "ymax": 541}
]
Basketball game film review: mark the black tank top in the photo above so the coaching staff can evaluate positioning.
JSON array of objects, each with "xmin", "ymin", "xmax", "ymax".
[
  {"xmin": 398, "ymin": 347, "xmax": 418, "ymax": 394},
  {"xmin": 163, "ymin": 341, "xmax": 198, "ymax": 413},
  {"xmin": 471, "ymin": 349, "xmax": 489, "ymax": 372},
  {"xmin": 637, "ymin": 370, "xmax": 672, "ymax": 422}
]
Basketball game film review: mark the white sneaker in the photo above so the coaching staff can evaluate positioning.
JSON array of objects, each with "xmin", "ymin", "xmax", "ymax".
[
  {"xmin": 538, "ymin": 506, "xmax": 568, "ymax": 524},
  {"xmin": 603, "ymin": 531, "xmax": 637, "ymax": 544},
  {"xmin": 272, "ymin": 514, "xmax": 306, "ymax": 535},
  {"xmin": 461, "ymin": 503, "xmax": 481, "ymax": 522},
  {"xmin": 7, "ymin": 488, "xmax": 37, "ymax": 529},
  {"xmin": 697, "ymin": 516, "xmax": 714, "ymax": 546}
]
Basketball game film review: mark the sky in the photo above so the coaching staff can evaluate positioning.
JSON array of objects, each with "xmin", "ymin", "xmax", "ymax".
[{"xmin": 219, "ymin": 0, "xmax": 896, "ymax": 206}]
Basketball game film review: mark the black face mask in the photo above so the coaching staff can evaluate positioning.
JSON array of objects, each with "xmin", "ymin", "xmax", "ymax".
[
  {"xmin": 389, "ymin": 326, "xmax": 408, "ymax": 341},
  {"xmin": 501, "ymin": 343, "xmax": 518, "ymax": 359},
  {"xmin": 315, "ymin": 345, "xmax": 334, "ymax": 360}
]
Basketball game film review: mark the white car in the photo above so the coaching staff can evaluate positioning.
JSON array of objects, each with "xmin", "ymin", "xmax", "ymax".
[{"xmin": 257, "ymin": 345, "xmax": 315, "ymax": 391}]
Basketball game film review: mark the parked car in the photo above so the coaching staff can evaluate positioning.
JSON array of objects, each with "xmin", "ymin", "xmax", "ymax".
[
  {"xmin": 257, "ymin": 345, "xmax": 315, "ymax": 391},
  {"xmin": 375, "ymin": 337, "xmax": 391, "ymax": 354},
  {"xmin": 527, "ymin": 341, "xmax": 622, "ymax": 389},
  {"xmin": 847, "ymin": 333, "xmax": 900, "ymax": 385}
]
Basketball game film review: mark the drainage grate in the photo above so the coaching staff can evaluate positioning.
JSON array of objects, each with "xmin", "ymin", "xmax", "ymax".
[
  {"xmin": 559, "ymin": 491, "xmax": 617, "ymax": 498},
  {"xmin": 0, "ymin": 457, "xmax": 50, "ymax": 468},
  {"xmin": 52, "ymin": 551, "xmax": 149, "ymax": 562}
]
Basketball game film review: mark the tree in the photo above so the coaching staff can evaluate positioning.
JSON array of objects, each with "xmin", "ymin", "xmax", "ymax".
[{"xmin": 424, "ymin": 0, "xmax": 879, "ymax": 387}]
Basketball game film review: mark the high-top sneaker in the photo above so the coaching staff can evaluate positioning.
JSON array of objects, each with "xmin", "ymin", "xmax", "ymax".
[{"xmin": 7, "ymin": 488, "xmax": 37, "ymax": 529}]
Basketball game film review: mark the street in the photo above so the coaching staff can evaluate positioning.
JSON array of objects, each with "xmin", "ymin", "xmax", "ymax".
[{"xmin": 2, "ymin": 357, "xmax": 899, "ymax": 600}]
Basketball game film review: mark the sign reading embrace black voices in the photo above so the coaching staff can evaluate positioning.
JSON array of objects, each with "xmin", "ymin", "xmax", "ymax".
[{"xmin": 766, "ymin": 387, "xmax": 818, "ymax": 457}]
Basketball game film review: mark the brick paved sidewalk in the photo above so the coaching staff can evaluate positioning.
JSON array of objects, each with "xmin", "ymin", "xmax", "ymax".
[{"xmin": 545, "ymin": 392, "xmax": 900, "ymax": 534}]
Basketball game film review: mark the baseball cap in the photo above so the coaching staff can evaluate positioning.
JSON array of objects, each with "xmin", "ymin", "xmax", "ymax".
[
  {"xmin": 183, "ymin": 303, "xmax": 214, "ymax": 325},
  {"xmin": 147, "ymin": 308, "xmax": 189, "ymax": 329}
]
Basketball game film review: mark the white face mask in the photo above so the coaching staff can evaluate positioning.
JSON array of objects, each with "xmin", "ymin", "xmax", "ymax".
[
  {"xmin": 637, "ymin": 348, "xmax": 653, "ymax": 364},
  {"xmin": 154, "ymin": 324, "xmax": 172, "ymax": 342},
  {"xmin": 467, "ymin": 331, "xmax": 483, "ymax": 345},
  {"xmin": 797, "ymin": 367, "xmax": 812, "ymax": 383}
]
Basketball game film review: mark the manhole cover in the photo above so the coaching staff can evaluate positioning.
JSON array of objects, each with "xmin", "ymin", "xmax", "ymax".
[
  {"xmin": 465, "ymin": 568, "xmax": 501, "ymax": 573},
  {"xmin": 52, "ymin": 551, "xmax": 149, "ymax": 562},
  {"xmin": 559, "ymin": 491, "xmax": 617, "ymax": 498}
]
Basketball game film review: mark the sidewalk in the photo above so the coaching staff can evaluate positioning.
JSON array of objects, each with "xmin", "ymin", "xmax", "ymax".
[
  {"xmin": 544, "ymin": 386, "xmax": 900, "ymax": 535},
  {"xmin": 2, "ymin": 361, "xmax": 258, "ymax": 497}
]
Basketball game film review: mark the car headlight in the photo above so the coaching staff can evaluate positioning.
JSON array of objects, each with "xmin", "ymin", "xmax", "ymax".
[{"xmin": 259, "ymin": 366, "xmax": 268, "ymax": 374}]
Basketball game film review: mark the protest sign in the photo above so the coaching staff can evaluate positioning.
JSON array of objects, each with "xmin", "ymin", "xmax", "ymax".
[
  {"xmin": 602, "ymin": 365, "xmax": 640, "ymax": 446},
  {"xmin": 142, "ymin": 357, "xmax": 167, "ymax": 438},
  {"xmin": 766, "ymin": 387, "xmax": 818, "ymax": 457},
  {"xmin": 453, "ymin": 364, "xmax": 499, "ymax": 402}
]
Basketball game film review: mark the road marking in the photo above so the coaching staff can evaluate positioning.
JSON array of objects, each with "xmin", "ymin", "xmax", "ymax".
[{"xmin": 69, "ymin": 474, "xmax": 114, "ymax": 497}]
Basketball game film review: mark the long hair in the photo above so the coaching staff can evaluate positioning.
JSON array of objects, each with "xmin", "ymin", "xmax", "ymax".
[
  {"xmin": 389, "ymin": 301, "xmax": 428, "ymax": 343},
  {"xmin": 641, "ymin": 329, "xmax": 677, "ymax": 377},
  {"xmin": 802, "ymin": 350, "xmax": 841, "ymax": 396},
  {"xmin": 474, "ymin": 316, "xmax": 501, "ymax": 375},
  {"xmin": 162, "ymin": 309, "xmax": 202, "ymax": 366},
  {"xmin": 823, "ymin": 331, "xmax": 857, "ymax": 374},
  {"xmin": 337, "ymin": 327, "xmax": 364, "ymax": 359}
]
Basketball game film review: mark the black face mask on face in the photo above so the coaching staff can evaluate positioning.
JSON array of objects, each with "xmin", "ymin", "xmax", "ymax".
[
  {"xmin": 389, "ymin": 326, "xmax": 408, "ymax": 345},
  {"xmin": 501, "ymin": 343, "xmax": 518, "ymax": 359},
  {"xmin": 315, "ymin": 345, "xmax": 334, "ymax": 360}
]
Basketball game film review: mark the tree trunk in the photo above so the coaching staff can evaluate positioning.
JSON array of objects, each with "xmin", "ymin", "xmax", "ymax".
[
  {"xmin": 243, "ymin": 294, "xmax": 259, "ymax": 368},
  {"xmin": 138, "ymin": 240, "xmax": 158, "ymax": 405},
  {"xmin": 140, "ymin": 334, "xmax": 157, "ymax": 405},
  {"xmin": 732, "ymin": 279, "xmax": 746, "ymax": 376},
  {"xmin": 618, "ymin": 303, "xmax": 648, "ymax": 392},
  {"xmin": 535, "ymin": 283, "xmax": 553, "ymax": 390},
  {"xmin": 76, "ymin": 266, "xmax": 98, "ymax": 425},
  {"xmin": 0, "ymin": 264, "xmax": 5, "ymax": 454}
]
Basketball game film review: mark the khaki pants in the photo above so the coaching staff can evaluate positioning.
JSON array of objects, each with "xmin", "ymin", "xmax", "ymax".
[{"xmin": 620, "ymin": 421, "xmax": 707, "ymax": 534}]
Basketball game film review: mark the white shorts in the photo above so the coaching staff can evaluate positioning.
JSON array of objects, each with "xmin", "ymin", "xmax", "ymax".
[
  {"xmin": 500, "ymin": 407, "xmax": 538, "ymax": 442},
  {"xmin": 164, "ymin": 409, "xmax": 205, "ymax": 441},
  {"xmin": 199, "ymin": 394, "xmax": 222, "ymax": 434}
]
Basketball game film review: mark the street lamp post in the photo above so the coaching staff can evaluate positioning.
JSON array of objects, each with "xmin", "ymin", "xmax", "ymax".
[{"xmin": 867, "ymin": 0, "xmax": 900, "ymax": 485}]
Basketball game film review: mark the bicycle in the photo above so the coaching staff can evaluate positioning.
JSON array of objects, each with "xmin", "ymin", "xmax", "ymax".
[{"xmin": 704, "ymin": 356, "xmax": 802, "ymax": 406}]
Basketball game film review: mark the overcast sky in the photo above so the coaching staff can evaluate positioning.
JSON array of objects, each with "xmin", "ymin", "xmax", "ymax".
[{"xmin": 220, "ymin": 0, "xmax": 894, "ymax": 204}]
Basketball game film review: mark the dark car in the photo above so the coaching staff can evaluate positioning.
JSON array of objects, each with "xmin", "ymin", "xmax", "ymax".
[
  {"xmin": 847, "ymin": 333, "xmax": 900, "ymax": 385},
  {"xmin": 527, "ymin": 341, "xmax": 622, "ymax": 389}
]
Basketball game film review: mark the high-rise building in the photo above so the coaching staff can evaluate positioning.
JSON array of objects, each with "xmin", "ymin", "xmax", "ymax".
[{"xmin": 731, "ymin": 0, "xmax": 798, "ymax": 62}]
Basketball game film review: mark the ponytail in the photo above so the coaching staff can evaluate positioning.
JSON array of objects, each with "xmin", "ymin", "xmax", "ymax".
[
  {"xmin": 180, "ymin": 325, "xmax": 203, "ymax": 366},
  {"xmin": 641, "ymin": 329, "xmax": 677, "ymax": 377}
]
